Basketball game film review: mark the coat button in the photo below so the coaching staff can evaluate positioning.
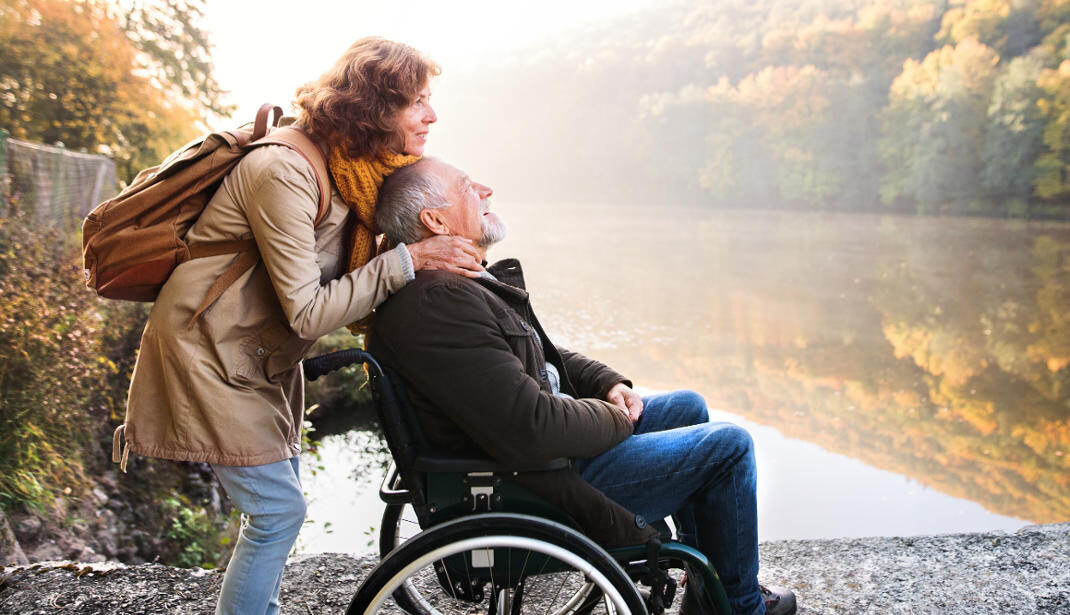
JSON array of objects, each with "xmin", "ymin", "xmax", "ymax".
[
  {"xmin": 520, "ymin": 321, "xmax": 529, "ymax": 331},
  {"xmin": 256, "ymin": 347, "xmax": 266, "ymax": 357}
]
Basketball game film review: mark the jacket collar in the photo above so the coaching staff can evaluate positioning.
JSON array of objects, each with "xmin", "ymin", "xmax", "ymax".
[{"xmin": 477, "ymin": 258, "xmax": 529, "ymax": 303}]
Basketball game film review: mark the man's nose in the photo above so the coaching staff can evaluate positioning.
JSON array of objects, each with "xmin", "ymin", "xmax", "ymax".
[{"xmin": 475, "ymin": 182, "xmax": 493, "ymax": 199}]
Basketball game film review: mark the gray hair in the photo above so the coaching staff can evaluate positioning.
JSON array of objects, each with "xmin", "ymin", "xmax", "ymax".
[{"xmin": 376, "ymin": 158, "xmax": 449, "ymax": 245}]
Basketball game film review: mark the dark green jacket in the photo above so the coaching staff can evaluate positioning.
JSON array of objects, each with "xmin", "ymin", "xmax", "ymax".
[{"xmin": 368, "ymin": 258, "xmax": 659, "ymax": 546}]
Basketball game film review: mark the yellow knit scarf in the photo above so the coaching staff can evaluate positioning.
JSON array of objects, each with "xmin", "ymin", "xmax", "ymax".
[{"xmin": 328, "ymin": 144, "xmax": 421, "ymax": 334}]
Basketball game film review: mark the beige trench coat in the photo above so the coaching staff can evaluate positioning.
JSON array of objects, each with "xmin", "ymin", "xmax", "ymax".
[{"xmin": 118, "ymin": 143, "xmax": 409, "ymax": 468}]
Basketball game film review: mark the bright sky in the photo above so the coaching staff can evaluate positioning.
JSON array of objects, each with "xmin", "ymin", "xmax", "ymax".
[{"xmin": 202, "ymin": 0, "xmax": 663, "ymax": 124}]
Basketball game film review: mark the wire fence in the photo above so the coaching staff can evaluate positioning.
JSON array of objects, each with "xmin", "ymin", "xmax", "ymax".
[{"xmin": 0, "ymin": 129, "xmax": 117, "ymax": 231}]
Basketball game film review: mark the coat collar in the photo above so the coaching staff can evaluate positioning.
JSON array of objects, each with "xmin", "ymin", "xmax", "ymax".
[{"xmin": 477, "ymin": 258, "xmax": 529, "ymax": 303}]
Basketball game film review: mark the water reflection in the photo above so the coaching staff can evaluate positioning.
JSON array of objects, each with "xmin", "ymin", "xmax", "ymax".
[
  {"xmin": 503, "ymin": 205, "xmax": 1069, "ymax": 525},
  {"xmin": 299, "ymin": 205, "xmax": 1069, "ymax": 553}
]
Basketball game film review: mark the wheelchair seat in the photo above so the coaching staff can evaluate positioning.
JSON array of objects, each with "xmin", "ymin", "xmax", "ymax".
[{"xmin": 304, "ymin": 349, "xmax": 733, "ymax": 615}]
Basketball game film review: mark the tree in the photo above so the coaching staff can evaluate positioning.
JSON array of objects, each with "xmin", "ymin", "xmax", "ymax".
[
  {"xmin": 981, "ymin": 53, "xmax": 1045, "ymax": 207},
  {"xmin": 0, "ymin": 0, "xmax": 142, "ymax": 149},
  {"xmin": 0, "ymin": 0, "xmax": 203, "ymax": 181},
  {"xmin": 1033, "ymin": 58, "xmax": 1070, "ymax": 201},
  {"xmin": 119, "ymin": 0, "xmax": 233, "ymax": 119},
  {"xmin": 879, "ymin": 38, "xmax": 1002, "ymax": 212},
  {"xmin": 937, "ymin": 0, "xmax": 1014, "ymax": 50}
]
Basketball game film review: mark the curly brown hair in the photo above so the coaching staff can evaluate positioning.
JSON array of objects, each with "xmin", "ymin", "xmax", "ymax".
[{"xmin": 294, "ymin": 37, "xmax": 441, "ymax": 160}]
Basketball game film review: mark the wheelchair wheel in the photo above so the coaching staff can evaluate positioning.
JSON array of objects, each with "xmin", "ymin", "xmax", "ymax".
[
  {"xmin": 379, "ymin": 503, "xmax": 429, "ymax": 614},
  {"xmin": 380, "ymin": 505, "xmax": 604, "ymax": 615},
  {"xmin": 354, "ymin": 512, "xmax": 646, "ymax": 615}
]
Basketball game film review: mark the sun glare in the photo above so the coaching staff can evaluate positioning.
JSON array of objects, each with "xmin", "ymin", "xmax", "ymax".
[{"xmin": 201, "ymin": 0, "xmax": 664, "ymax": 123}]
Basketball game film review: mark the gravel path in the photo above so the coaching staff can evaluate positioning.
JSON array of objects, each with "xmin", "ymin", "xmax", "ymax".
[{"xmin": 1, "ymin": 522, "xmax": 1066, "ymax": 614}]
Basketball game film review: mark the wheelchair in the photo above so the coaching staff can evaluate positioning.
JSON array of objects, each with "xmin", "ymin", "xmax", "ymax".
[{"xmin": 304, "ymin": 349, "xmax": 735, "ymax": 615}]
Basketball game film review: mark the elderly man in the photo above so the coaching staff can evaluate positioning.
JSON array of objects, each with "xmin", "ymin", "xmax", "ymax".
[{"xmin": 366, "ymin": 157, "xmax": 796, "ymax": 615}]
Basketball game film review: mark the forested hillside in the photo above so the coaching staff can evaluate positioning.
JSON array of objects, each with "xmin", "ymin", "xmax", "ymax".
[{"xmin": 441, "ymin": 0, "xmax": 1069, "ymax": 218}]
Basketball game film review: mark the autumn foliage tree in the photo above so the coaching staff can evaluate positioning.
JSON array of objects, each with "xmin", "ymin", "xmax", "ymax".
[
  {"xmin": 442, "ymin": 0, "xmax": 1068, "ymax": 217},
  {"xmin": 119, "ymin": 0, "xmax": 232, "ymax": 118},
  {"xmin": 0, "ymin": 0, "xmax": 222, "ymax": 181},
  {"xmin": 0, "ymin": 0, "xmax": 236, "ymax": 564}
]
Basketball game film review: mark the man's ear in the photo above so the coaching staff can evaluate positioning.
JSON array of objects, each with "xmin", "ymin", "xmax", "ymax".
[{"xmin": 419, "ymin": 208, "xmax": 452, "ymax": 236}]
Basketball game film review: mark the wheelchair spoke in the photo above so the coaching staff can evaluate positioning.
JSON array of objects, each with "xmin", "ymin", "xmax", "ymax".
[{"xmin": 544, "ymin": 570, "xmax": 572, "ymax": 613}]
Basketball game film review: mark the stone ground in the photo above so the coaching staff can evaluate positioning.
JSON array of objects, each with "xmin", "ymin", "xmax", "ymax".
[{"xmin": 1, "ymin": 522, "xmax": 1067, "ymax": 614}]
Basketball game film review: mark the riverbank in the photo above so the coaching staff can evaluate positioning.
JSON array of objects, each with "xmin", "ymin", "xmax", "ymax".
[{"xmin": 1, "ymin": 522, "xmax": 1067, "ymax": 614}]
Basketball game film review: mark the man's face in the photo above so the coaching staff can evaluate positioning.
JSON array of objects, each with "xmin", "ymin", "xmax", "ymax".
[{"xmin": 427, "ymin": 160, "xmax": 506, "ymax": 248}]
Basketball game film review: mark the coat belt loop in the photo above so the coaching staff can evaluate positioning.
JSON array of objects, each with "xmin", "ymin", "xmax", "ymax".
[{"xmin": 112, "ymin": 424, "xmax": 130, "ymax": 473}]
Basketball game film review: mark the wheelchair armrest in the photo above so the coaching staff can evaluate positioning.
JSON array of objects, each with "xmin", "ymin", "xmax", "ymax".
[
  {"xmin": 379, "ymin": 461, "xmax": 413, "ymax": 505},
  {"xmin": 412, "ymin": 451, "xmax": 570, "ymax": 474}
]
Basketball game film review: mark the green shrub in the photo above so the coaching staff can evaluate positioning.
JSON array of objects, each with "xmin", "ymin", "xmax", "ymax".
[
  {"xmin": 0, "ymin": 210, "xmax": 106, "ymax": 514},
  {"xmin": 161, "ymin": 494, "xmax": 237, "ymax": 569}
]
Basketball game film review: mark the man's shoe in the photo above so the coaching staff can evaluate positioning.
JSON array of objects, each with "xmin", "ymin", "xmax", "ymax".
[
  {"xmin": 680, "ymin": 573, "xmax": 796, "ymax": 615},
  {"xmin": 761, "ymin": 585, "xmax": 796, "ymax": 615}
]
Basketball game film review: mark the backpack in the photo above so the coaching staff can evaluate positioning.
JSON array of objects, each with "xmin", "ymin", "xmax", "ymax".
[{"xmin": 81, "ymin": 103, "xmax": 331, "ymax": 322}]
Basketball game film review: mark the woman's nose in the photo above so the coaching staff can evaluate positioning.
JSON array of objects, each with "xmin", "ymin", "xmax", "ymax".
[{"xmin": 425, "ymin": 103, "xmax": 437, "ymax": 124}]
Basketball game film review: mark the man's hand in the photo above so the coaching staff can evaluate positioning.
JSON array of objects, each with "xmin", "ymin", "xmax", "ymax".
[{"xmin": 606, "ymin": 382, "xmax": 643, "ymax": 423}]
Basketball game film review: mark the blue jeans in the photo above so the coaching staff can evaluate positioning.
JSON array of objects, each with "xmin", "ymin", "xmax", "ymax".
[
  {"xmin": 576, "ymin": 391, "xmax": 764, "ymax": 615},
  {"xmin": 211, "ymin": 456, "xmax": 306, "ymax": 615}
]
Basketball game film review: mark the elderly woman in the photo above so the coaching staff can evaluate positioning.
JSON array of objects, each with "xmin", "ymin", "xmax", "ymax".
[{"xmin": 114, "ymin": 38, "xmax": 480, "ymax": 615}]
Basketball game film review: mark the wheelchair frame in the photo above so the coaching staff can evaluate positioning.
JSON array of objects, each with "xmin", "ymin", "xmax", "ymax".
[{"xmin": 304, "ymin": 349, "xmax": 733, "ymax": 615}]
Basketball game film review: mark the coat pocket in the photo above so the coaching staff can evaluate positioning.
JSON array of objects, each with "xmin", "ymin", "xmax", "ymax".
[
  {"xmin": 497, "ymin": 313, "xmax": 548, "ymax": 390},
  {"xmin": 232, "ymin": 320, "xmax": 292, "ymax": 383}
]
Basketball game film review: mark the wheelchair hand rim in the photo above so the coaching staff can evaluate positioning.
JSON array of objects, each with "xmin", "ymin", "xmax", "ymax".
[{"xmin": 366, "ymin": 534, "xmax": 632, "ymax": 614}]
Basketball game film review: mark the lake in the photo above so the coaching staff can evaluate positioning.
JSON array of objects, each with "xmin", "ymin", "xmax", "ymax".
[{"xmin": 297, "ymin": 203, "xmax": 1070, "ymax": 555}]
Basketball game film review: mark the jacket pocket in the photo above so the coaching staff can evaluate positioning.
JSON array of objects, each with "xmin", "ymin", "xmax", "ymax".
[
  {"xmin": 497, "ymin": 313, "xmax": 548, "ymax": 389},
  {"xmin": 232, "ymin": 320, "xmax": 291, "ymax": 383}
]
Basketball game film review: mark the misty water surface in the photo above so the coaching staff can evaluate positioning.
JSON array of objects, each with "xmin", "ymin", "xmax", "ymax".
[{"xmin": 298, "ymin": 203, "xmax": 1069, "ymax": 555}]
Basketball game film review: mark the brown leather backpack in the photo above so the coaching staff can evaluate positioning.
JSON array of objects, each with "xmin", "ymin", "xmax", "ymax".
[{"xmin": 81, "ymin": 103, "xmax": 330, "ymax": 322}]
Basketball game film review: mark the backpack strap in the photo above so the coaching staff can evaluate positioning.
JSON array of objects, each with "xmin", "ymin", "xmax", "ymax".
[
  {"xmin": 252, "ymin": 103, "xmax": 285, "ymax": 141},
  {"xmin": 185, "ymin": 126, "xmax": 332, "ymax": 328},
  {"xmin": 187, "ymin": 239, "xmax": 259, "ymax": 326},
  {"xmin": 187, "ymin": 247, "xmax": 260, "ymax": 326},
  {"xmin": 255, "ymin": 127, "xmax": 332, "ymax": 225}
]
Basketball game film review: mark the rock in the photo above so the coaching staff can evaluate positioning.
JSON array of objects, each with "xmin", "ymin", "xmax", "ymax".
[
  {"xmin": 130, "ymin": 529, "xmax": 155, "ymax": 555},
  {"xmin": 97, "ymin": 527, "xmax": 120, "ymax": 557},
  {"xmin": 0, "ymin": 510, "xmax": 28, "ymax": 567},
  {"xmin": 99, "ymin": 471, "xmax": 119, "ymax": 492},
  {"xmin": 14, "ymin": 515, "xmax": 42, "ymax": 540},
  {"xmin": 29, "ymin": 540, "xmax": 64, "ymax": 562},
  {"xmin": 92, "ymin": 487, "xmax": 110, "ymax": 505},
  {"xmin": 77, "ymin": 546, "xmax": 107, "ymax": 564}
]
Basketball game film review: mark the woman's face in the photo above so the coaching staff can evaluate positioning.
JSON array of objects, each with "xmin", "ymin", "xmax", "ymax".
[{"xmin": 394, "ymin": 85, "xmax": 437, "ymax": 156}]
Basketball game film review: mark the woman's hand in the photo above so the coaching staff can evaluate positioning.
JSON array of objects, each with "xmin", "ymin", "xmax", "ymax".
[{"xmin": 407, "ymin": 235, "xmax": 484, "ymax": 278}]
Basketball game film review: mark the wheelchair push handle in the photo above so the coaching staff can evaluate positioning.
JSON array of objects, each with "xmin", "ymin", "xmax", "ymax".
[{"xmin": 303, "ymin": 349, "xmax": 384, "ymax": 381}]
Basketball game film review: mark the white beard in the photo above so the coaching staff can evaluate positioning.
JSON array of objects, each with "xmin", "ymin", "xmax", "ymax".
[{"xmin": 477, "ymin": 200, "xmax": 507, "ymax": 248}]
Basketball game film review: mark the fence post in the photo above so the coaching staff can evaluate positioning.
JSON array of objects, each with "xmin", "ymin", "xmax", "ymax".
[{"xmin": 51, "ymin": 141, "xmax": 65, "ymax": 225}]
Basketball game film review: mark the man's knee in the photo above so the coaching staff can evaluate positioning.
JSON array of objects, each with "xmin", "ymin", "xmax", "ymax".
[
  {"xmin": 699, "ymin": 423, "xmax": 756, "ymax": 477},
  {"xmin": 659, "ymin": 389, "xmax": 709, "ymax": 426}
]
